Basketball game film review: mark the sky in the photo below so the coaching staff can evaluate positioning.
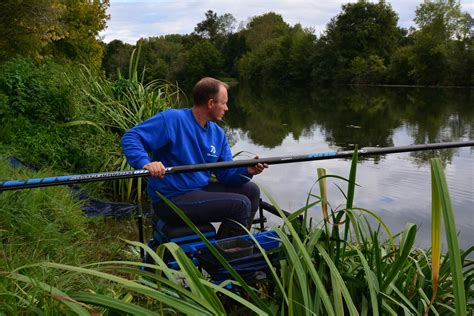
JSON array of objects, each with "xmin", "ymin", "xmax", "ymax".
[{"xmin": 99, "ymin": 0, "xmax": 474, "ymax": 44}]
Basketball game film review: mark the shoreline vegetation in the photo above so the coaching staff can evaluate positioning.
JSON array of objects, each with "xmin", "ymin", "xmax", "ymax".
[
  {"xmin": 1, "ymin": 151, "xmax": 471, "ymax": 314},
  {"xmin": 0, "ymin": 0, "xmax": 473, "ymax": 313}
]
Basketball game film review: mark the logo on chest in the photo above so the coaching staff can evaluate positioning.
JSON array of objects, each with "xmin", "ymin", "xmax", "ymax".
[{"xmin": 207, "ymin": 145, "xmax": 218, "ymax": 158}]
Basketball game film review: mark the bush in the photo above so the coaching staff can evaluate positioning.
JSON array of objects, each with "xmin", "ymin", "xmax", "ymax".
[
  {"xmin": 0, "ymin": 58, "xmax": 117, "ymax": 173},
  {"xmin": 0, "ymin": 58, "xmax": 79, "ymax": 124}
]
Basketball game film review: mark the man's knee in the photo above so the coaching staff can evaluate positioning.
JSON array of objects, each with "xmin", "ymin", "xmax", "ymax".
[
  {"xmin": 237, "ymin": 196, "xmax": 252, "ymax": 220},
  {"xmin": 243, "ymin": 181, "xmax": 260, "ymax": 200}
]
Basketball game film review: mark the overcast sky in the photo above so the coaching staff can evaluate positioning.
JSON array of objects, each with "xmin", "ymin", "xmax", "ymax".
[{"xmin": 99, "ymin": 0, "xmax": 474, "ymax": 44}]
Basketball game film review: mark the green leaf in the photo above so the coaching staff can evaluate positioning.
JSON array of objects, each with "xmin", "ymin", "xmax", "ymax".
[{"xmin": 430, "ymin": 158, "xmax": 466, "ymax": 315}]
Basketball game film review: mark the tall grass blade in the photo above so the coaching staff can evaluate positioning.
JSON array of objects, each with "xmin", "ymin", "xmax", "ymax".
[
  {"xmin": 317, "ymin": 168, "xmax": 329, "ymax": 223},
  {"xmin": 429, "ymin": 158, "xmax": 442, "ymax": 312},
  {"xmin": 356, "ymin": 249, "xmax": 380, "ymax": 315},
  {"xmin": 38, "ymin": 262, "xmax": 214, "ymax": 315},
  {"xmin": 316, "ymin": 244, "xmax": 359, "ymax": 316},
  {"xmin": 430, "ymin": 158, "xmax": 467, "ymax": 315},
  {"xmin": 163, "ymin": 242, "xmax": 225, "ymax": 313},
  {"xmin": 70, "ymin": 292, "xmax": 157, "ymax": 316},
  {"xmin": 261, "ymin": 186, "xmax": 336, "ymax": 316},
  {"xmin": 7, "ymin": 272, "xmax": 94, "ymax": 315},
  {"xmin": 346, "ymin": 145, "xmax": 358, "ymax": 210},
  {"xmin": 339, "ymin": 147, "xmax": 359, "ymax": 267},
  {"xmin": 382, "ymin": 223, "xmax": 417, "ymax": 291}
]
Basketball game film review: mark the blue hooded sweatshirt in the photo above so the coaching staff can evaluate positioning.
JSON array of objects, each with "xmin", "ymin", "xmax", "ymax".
[{"xmin": 121, "ymin": 108, "xmax": 251, "ymax": 203}]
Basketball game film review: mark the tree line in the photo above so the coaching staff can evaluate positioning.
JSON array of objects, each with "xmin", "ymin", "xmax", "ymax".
[{"xmin": 1, "ymin": 0, "xmax": 473, "ymax": 88}]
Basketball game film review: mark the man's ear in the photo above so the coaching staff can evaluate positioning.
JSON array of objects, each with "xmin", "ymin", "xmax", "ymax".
[{"xmin": 207, "ymin": 98, "xmax": 214, "ymax": 110}]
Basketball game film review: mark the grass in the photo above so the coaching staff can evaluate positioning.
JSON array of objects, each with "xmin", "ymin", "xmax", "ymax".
[
  {"xmin": 0, "ymin": 160, "xmax": 148, "ymax": 314},
  {"xmin": 1, "ymin": 151, "xmax": 471, "ymax": 314}
]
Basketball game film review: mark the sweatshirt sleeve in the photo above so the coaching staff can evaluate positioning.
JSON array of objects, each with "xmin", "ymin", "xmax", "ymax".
[
  {"xmin": 214, "ymin": 136, "xmax": 253, "ymax": 185},
  {"xmin": 121, "ymin": 113, "xmax": 170, "ymax": 169}
]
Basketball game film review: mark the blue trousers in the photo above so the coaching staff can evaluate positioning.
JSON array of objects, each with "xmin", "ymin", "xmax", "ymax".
[{"xmin": 152, "ymin": 182, "xmax": 260, "ymax": 239}]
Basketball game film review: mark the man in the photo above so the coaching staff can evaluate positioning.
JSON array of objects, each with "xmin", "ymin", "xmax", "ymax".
[{"xmin": 122, "ymin": 77, "xmax": 268, "ymax": 238}]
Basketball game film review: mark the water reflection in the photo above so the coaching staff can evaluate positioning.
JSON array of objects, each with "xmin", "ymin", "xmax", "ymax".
[
  {"xmin": 225, "ymin": 85, "xmax": 474, "ymax": 250},
  {"xmin": 226, "ymin": 85, "xmax": 474, "ymax": 165}
]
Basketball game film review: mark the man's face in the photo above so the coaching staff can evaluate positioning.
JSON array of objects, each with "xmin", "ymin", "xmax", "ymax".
[{"xmin": 209, "ymin": 85, "xmax": 228, "ymax": 122}]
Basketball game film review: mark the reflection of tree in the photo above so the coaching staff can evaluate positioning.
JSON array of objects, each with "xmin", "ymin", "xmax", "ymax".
[
  {"xmin": 225, "ymin": 85, "xmax": 317, "ymax": 147},
  {"xmin": 312, "ymin": 88, "xmax": 398, "ymax": 150},
  {"xmin": 402, "ymin": 88, "xmax": 474, "ymax": 166},
  {"xmin": 225, "ymin": 85, "xmax": 474, "ymax": 165}
]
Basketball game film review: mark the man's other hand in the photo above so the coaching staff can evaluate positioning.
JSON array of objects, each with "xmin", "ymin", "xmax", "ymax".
[
  {"xmin": 247, "ymin": 156, "xmax": 268, "ymax": 175},
  {"xmin": 143, "ymin": 161, "xmax": 166, "ymax": 178}
]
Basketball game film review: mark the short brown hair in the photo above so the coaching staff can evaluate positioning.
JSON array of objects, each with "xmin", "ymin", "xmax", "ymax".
[{"xmin": 193, "ymin": 77, "xmax": 229, "ymax": 106}]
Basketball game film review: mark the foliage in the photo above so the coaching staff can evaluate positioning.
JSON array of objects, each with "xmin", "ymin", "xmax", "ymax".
[
  {"xmin": 47, "ymin": 0, "xmax": 110, "ymax": 67},
  {"xmin": 194, "ymin": 10, "xmax": 237, "ymax": 50},
  {"xmin": 0, "ymin": 0, "xmax": 109, "ymax": 66},
  {"xmin": 2, "ymin": 151, "xmax": 471, "ymax": 314},
  {"xmin": 313, "ymin": 0, "xmax": 401, "ymax": 84},
  {"xmin": 102, "ymin": 39, "xmax": 134, "ymax": 80},
  {"xmin": 407, "ymin": 0, "xmax": 473, "ymax": 85},
  {"xmin": 0, "ymin": 58, "xmax": 116, "ymax": 172},
  {"xmin": 135, "ymin": 36, "xmax": 186, "ymax": 83},
  {"xmin": 182, "ymin": 40, "xmax": 224, "ymax": 86},
  {"xmin": 97, "ymin": 5, "xmax": 473, "ymax": 87},
  {"xmin": 0, "ymin": 0, "xmax": 66, "ymax": 61},
  {"xmin": 349, "ymin": 55, "xmax": 387, "ymax": 84},
  {"xmin": 238, "ymin": 14, "xmax": 317, "ymax": 88}
]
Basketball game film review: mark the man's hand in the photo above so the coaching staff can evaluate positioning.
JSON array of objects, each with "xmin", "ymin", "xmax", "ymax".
[
  {"xmin": 143, "ymin": 161, "xmax": 166, "ymax": 179},
  {"xmin": 247, "ymin": 156, "xmax": 268, "ymax": 175}
]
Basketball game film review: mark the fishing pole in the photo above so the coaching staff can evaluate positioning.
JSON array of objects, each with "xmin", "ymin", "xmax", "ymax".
[{"xmin": 1, "ymin": 140, "xmax": 473, "ymax": 191}]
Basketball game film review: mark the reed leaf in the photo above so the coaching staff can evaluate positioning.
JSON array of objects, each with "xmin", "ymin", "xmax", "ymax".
[
  {"xmin": 69, "ymin": 292, "xmax": 157, "ymax": 316},
  {"xmin": 430, "ymin": 158, "xmax": 467, "ymax": 315},
  {"xmin": 39, "ymin": 262, "xmax": 214, "ymax": 315},
  {"xmin": 429, "ymin": 157, "xmax": 442, "ymax": 312},
  {"xmin": 382, "ymin": 223, "xmax": 417, "ymax": 291},
  {"xmin": 7, "ymin": 272, "xmax": 94, "ymax": 315},
  {"xmin": 356, "ymin": 249, "xmax": 380, "ymax": 315},
  {"xmin": 261, "ymin": 186, "xmax": 335, "ymax": 316},
  {"xmin": 316, "ymin": 244, "xmax": 359, "ymax": 316},
  {"xmin": 346, "ymin": 145, "xmax": 358, "ymax": 210},
  {"xmin": 317, "ymin": 168, "xmax": 329, "ymax": 223}
]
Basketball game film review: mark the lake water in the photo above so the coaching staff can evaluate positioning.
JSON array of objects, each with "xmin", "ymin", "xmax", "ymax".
[{"xmin": 225, "ymin": 86, "xmax": 474, "ymax": 250}]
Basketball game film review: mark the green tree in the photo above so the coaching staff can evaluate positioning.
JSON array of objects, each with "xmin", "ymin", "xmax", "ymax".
[
  {"xmin": 48, "ymin": 0, "xmax": 109, "ymax": 67},
  {"xmin": 0, "ymin": 0, "xmax": 66, "ymax": 61},
  {"xmin": 237, "ymin": 13, "xmax": 291, "ymax": 87},
  {"xmin": 313, "ymin": 0, "xmax": 401, "ymax": 84},
  {"xmin": 285, "ymin": 24, "xmax": 317, "ymax": 83},
  {"xmin": 194, "ymin": 10, "xmax": 236, "ymax": 50},
  {"xmin": 350, "ymin": 55, "xmax": 387, "ymax": 84},
  {"xmin": 183, "ymin": 41, "xmax": 223, "ymax": 86},
  {"xmin": 409, "ymin": 0, "xmax": 473, "ymax": 85},
  {"xmin": 242, "ymin": 12, "xmax": 289, "ymax": 51},
  {"xmin": 221, "ymin": 32, "xmax": 248, "ymax": 77},
  {"xmin": 386, "ymin": 45, "xmax": 416, "ymax": 84},
  {"xmin": 0, "ymin": 0, "xmax": 109, "ymax": 66},
  {"xmin": 102, "ymin": 40, "xmax": 133, "ymax": 80},
  {"xmin": 137, "ymin": 36, "xmax": 185, "ymax": 82}
]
